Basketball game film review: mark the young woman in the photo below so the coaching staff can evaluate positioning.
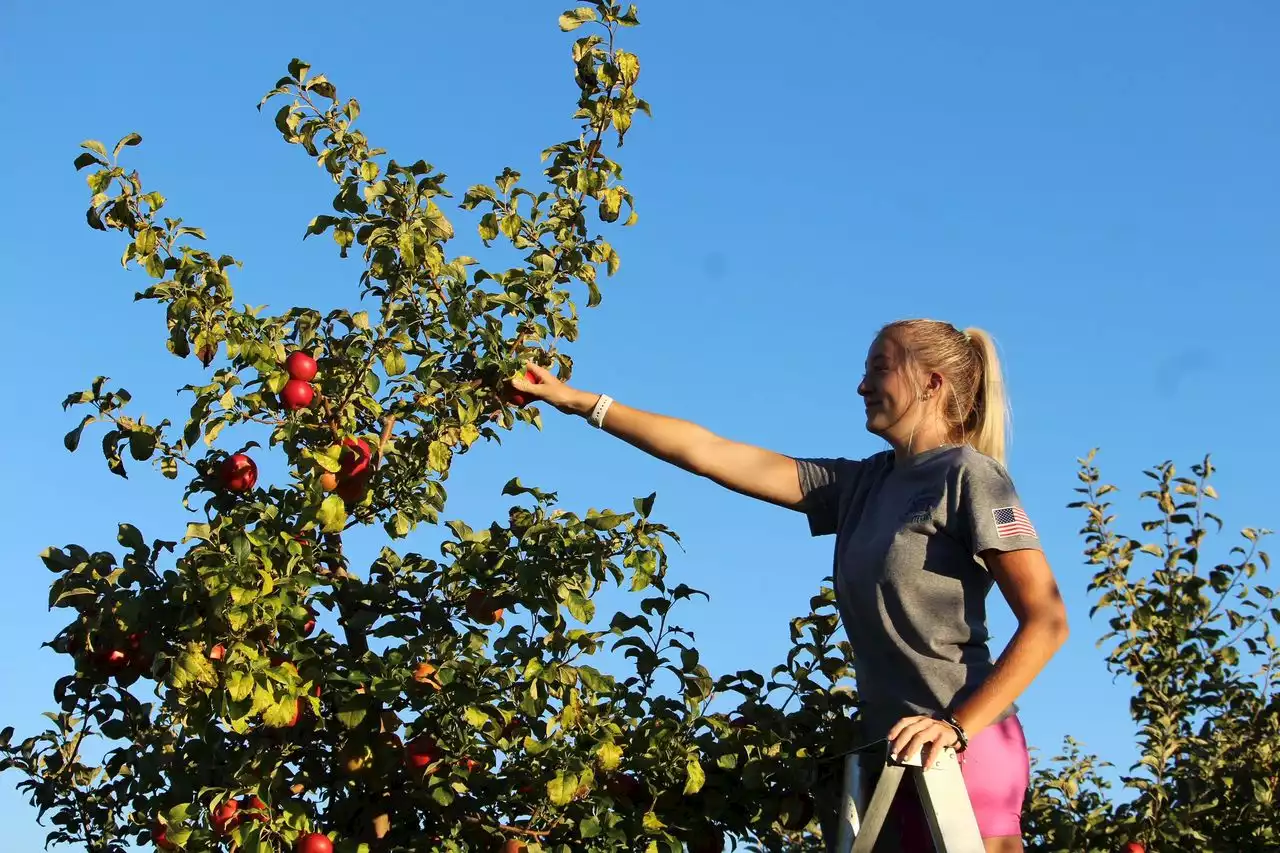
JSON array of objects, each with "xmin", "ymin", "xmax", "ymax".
[{"xmin": 509, "ymin": 319, "xmax": 1069, "ymax": 852}]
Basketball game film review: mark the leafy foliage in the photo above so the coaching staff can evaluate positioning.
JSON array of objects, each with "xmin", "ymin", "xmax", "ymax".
[
  {"xmin": 1024, "ymin": 452, "xmax": 1279, "ymax": 851},
  {"xmin": 1, "ymin": 5, "xmax": 861, "ymax": 851},
  {"xmin": 6, "ymin": 3, "xmax": 1276, "ymax": 850}
]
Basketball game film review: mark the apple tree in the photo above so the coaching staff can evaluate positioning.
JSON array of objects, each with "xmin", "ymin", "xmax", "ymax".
[
  {"xmin": 0, "ymin": 4, "xmax": 863, "ymax": 852},
  {"xmin": 1023, "ymin": 452, "xmax": 1279, "ymax": 852}
]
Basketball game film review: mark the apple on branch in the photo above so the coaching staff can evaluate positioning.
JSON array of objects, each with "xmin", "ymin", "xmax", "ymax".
[{"xmin": 219, "ymin": 454, "xmax": 258, "ymax": 493}]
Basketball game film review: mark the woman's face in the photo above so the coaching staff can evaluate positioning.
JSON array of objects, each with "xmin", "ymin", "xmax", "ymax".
[{"xmin": 858, "ymin": 334, "xmax": 928, "ymax": 440}]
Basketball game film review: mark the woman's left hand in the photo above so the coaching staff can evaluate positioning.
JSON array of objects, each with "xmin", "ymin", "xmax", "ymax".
[{"xmin": 887, "ymin": 716, "xmax": 959, "ymax": 770}]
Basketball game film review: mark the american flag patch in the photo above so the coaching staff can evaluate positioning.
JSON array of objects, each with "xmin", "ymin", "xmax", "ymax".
[{"xmin": 992, "ymin": 506, "xmax": 1037, "ymax": 538}]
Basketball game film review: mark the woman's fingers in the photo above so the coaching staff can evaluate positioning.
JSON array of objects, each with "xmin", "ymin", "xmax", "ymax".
[
  {"xmin": 510, "ymin": 362, "xmax": 553, "ymax": 395},
  {"xmin": 888, "ymin": 716, "xmax": 932, "ymax": 760},
  {"xmin": 521, "ymin": 361, "xmax": 556, "ymax": 384},
  {"xmin": 888, "ymin": 718, "xmax": 957, "ymax": 770}
]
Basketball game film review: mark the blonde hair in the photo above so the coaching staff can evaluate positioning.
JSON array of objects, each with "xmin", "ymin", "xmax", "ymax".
[{"xmin": 879, "ymin": 319, "xmax": 1010, "ymax": 465}]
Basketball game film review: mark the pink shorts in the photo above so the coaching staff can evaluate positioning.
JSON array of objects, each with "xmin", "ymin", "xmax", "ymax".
[{"xmin": 886, "ymin": 714, "xmax": 1029, "ymax": 848}]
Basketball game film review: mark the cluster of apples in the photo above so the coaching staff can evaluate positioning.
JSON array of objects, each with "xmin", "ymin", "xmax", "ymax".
[
  {"xmin": 320, "ymin": 436, "xmax": 374, "ymax": 504},
  {"xmin": 153, "ymin": 806, "xmax": 332, "ymax": 852},
  {"xmin": 280, "ymin": 351, "xmax": 318, "ymax": 412}
]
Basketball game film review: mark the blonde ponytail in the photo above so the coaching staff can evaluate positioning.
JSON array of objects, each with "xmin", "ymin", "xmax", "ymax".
[
  {"xmin": 961, "ymin": 327, "xmax": 1009, "ymax": 466},
  {"xmin": 880, "ymin": 319, "xmax": 1013, "ymax": 465}
]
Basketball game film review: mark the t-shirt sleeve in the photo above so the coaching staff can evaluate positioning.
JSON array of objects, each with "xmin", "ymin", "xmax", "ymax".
[
  {"xmin": 794, "ymin": 457, "xmax": 864, "ymax": 537},
  {"xmin": 957, "ymin": 454, "xmax": 1042, "ymax": 560}
]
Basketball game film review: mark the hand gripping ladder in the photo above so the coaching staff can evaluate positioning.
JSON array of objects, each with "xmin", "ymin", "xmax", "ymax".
[{"xmin": 831, "ymin": 738, "xmax": 985, "ymax": 853}]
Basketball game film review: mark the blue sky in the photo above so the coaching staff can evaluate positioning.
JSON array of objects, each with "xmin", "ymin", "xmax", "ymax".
[{"xmin": 3, "ymin": 1, "xmax": 1279, "ymax": 848}]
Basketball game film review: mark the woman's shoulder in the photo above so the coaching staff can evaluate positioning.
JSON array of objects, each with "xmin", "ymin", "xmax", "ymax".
[{"xmin": 951, "ymin": 445, "xmax": 1016, "ymax": 483}]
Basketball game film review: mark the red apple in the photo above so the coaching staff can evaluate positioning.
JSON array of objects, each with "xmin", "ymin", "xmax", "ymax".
[
  {"xmin": 336, "ymin": 472, "xmax": 370, "ymax": 504},
  {"xmin": 280, "ymin": 379, "xmax": 315, "ymax": 411},
  {"xmin": 339, "ymin": 437, "xmax": 372, "ymax": 478},
  {"xmin": 95, "ymin": 647, "xmax": 131, "ymax": 673},
  {"xmin": 502, "ymin": 841, "xmax": 527, "ymax": 853},
  {"xmin": 1123, "ymin": 844, "xmax": 1145, "ymax": 853},
  {"xmin": 404, "ymin": 735, "xmax": 441, "ymax": 771},
  {"xmin": 296, "ymin": 833, "xmax": 334, "ymax": 853},
  {"xmin": 457, "ymin": 756, "xmax": 482, "ymax": 774},
  {"xmin": 211, "ymin": 799, "xmax": 240, "ymax": 835},
  {"xmin": 603, "ymin": 771, "xmax": 643, "ymax": 802},
  {"xmin": 240, "ymin": 795, "xmax": 269, "ymax": 824},
  {"xmin": 302, "ymin": 607, "xmax": 317, "ymax": 636},
  {"xmin": 219, "ymin": 454, "xmax": 258, "ymax": 492},
  {"xmin": 778, "ymin": 791, "xmax": 814, "ymax": 831},
  {"xmin": 151, "ymin": 822, "xmax": 177, "ymax": 851},
  {"xmin": 465, "ymin": 589, "xmax": 503, "ymax": 625},
  {"xmin": 285, "ymin": 351, "xmax": 318, "ymax": 382},
  {"xmin": 505, "ymin": 368, "xmax": 541, "ymax": 407},
  {"xmin": 209, "ymin": 643, "xmax": 226, "ymax": 661},
  {"xmin": 686, "ymin": 827, "xmax": 725, "ymax": 853}
]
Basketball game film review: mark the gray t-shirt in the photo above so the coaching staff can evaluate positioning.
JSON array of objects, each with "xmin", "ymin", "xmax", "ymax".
[{"xmin": 795, "ymin": 444, "xmax": 1042, "ymax": 739}]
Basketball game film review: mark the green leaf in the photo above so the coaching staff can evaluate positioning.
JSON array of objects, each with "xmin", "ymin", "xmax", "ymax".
[
  {"xmin": 388, "ymin": 513, "xmax": 411, "ymax": 538},
  {"xmin": 172, "ymin": 649, "xmax": 218, "ymax": 690},
  {"xmin": 64, "ymin": 415, "xmax": 95, "ymax": 452},
  {"xmin": 633, "ymin": 492, "xmax": 656, "ymax": 518},
  {"xmin": 73, "ymin": 152, "xmax": 106, "ymax": 171},
  {"xmin": 380, "ymin": 348, "xmax": 406, "ymax": 377},
  {"xmin": 113, "ymin": 132, "xmax": 142, "ymax": 157},
  {"xmin": 336, "ymin": 694, "xmax": 370, "ymax": 729},
  {"xmin": 547, "ymin": 771, "xmax": 580, "ymax": 805},
  {"xmin": 580, "ymin": 816, "xmax": 601, "ymax": 838},
  {"xmin": 165, "ymin": 803, "xmax": 192, "ymax": 823},
  {"xmin": 54, "ymin": 587, "xmax": 95, "ymax": 605},
  {"xmin": 463, "ymin": 707, "xmax": 490, "ymax": 728},
  {"xmin": 227, "ymin": 671, "xmax": 254, "ymax": 702},
  {"xmin": 566, "ymin": 591, "xmax": 595, "ymax": 624},
  {"xmin": 352, "ymin": 311, "xmax": 370, "ymax": 330},
  {"xmin": 559, "ymin": 7, "xmax": 597, "ymax": 31},
  {"xmin": 117, "ymin": 523, "xmax": 146, "ymax": 552},
  {"xmin": 318, "ymin": 495, "xmax": 347, "ymax": 533},
  {"xmin": 128, "ymin": 429, "xmax": 158, "ymax": 461},
  {"xmin": 80, "ymin": 140, "xmax": 108, "ymax": 158}
]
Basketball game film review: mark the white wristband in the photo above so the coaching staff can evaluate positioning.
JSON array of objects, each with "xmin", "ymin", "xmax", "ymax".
[{"xmin": 588, "ymin": 394, "xmax": 614, "ymax": 429}]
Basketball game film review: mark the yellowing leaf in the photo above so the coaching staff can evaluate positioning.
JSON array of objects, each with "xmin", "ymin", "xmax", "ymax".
[
  {"xmin": 547, "ymin": 771, "xmax": 579, "ymax": 805},
  {"xmin": 597, "ymin": 741, "xmax": 622, "ymax": 771},
  {"xmin": 262, "ymin": 696, "xmax": 301, "ymax": 728},
  {"xmin": 559, "ymin": 7, "xmax": 597, "ymax": 31},
  {"xmin": 428, "ymin": 441, "xmax": 452, "ymax": 473},
  {"xmin": 172, "ymin": 646, "xmax": 218, "ymax": 690},
  {"xmin": 616, "ymin": 50, "xmax": 640, "ymax": 85},
  {"xmin": 682, "ymin": 756, "xmax": 705, "ymax": 795}
]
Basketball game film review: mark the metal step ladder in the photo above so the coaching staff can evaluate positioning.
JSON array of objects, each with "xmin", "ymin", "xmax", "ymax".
[{"xmin": 832, "ymin": 738, "xmax": 985, "ymax": 853}]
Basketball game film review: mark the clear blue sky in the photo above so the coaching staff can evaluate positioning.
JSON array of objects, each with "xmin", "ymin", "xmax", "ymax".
[{"xmin": 3, "ymin": 2, "xmax": 1278, "ymax": 848}]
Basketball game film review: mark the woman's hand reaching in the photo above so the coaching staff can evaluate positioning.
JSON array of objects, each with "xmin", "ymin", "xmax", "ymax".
[{"xmin": 507, "ymin": 362, "xmax": 598, "ymax": 416}]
